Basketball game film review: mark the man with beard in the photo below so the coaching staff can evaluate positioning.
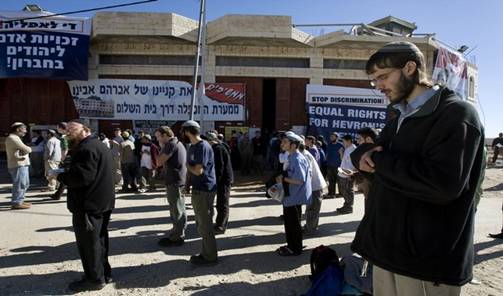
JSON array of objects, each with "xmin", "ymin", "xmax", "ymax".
[
  {"xmin": 57, "ymin": 119, "xmax": 115, "ymax": 292},
  {"xmin": 182, "ymin": 120, "xmax": 218, "ymax": 265},
  {"xmin": 155, "ymin": 126, "xmax": 188, "ymax": 246},
  {"xmin": 350, "ymin": 42, "xmax": 484, "ymax": 295}
]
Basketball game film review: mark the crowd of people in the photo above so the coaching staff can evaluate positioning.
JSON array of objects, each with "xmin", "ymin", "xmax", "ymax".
[{"xmin": 3, "ymin": 41, "xmax": 501, "ymax": 296}]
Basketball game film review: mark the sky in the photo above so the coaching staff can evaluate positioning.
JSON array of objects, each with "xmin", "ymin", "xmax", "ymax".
[{"xmin": 2, "ymin": 0, "xmax": 501, "ymax": 137}]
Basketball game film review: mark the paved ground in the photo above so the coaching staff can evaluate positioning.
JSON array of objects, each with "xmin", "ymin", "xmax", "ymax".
[{"xmin": 0, "ymin": 163, "xmax": 502, "ymax": 295}]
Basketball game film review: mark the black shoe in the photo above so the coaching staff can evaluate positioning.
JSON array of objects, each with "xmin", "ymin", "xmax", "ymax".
[
  {"xmin": 214, "ymin": 226, "xmax": 226, "ymax": 235},
  {"xmin": 50, "ymin": 193, "xmax": 61, "ymax": 200},
  {"xmin": 68, "ymin": 279, "xmax": 106, "ymax": 292},
  {"xmin": 336, "ymin": 206, "xmax": 353, "ymax": 214},
  {"xmin": 158, "ymin": 237, "xmax": 184, "ymax": 247},
  {"xmin": 189, "ymin": 254, "xmax": 218, "ymax": 266},
  {"xmin": 488, "ymin": 232, "xmax": 503, "ymax": 239},
  {"xmin": 323, "ymin": 194, "xmax": 335, "ymax": 199}
]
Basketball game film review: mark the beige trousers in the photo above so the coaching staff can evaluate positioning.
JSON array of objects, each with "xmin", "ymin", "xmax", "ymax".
[{"xmin": 373, "ymin": 265, "xmax": 462, "ymax": 296}]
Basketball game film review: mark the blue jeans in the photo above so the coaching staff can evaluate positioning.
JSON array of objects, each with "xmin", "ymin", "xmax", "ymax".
[{"xmin": 8, "ymin": 166, "xmax": 30, "ymax": 205}]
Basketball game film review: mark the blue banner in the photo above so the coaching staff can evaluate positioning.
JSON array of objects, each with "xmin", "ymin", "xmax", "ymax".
[
  {"xmin": 0, "ymin": 11, "xmax": 91, "ymax": 80},
  {"xmin": 306, "ymin": 85, "xmax": 388, "ymax": 140}
]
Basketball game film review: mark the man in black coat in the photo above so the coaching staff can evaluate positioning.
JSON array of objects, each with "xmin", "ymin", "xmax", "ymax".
[
  {"xmin": 57, "ymin": 119, "xmax": 115, "ymax": 292},
  {"xmin": 350, "ymin": 42, "xmax": 484, "ymax": 295},
  {"xmin": 206, "ymin": 132, "xmax": 233, "ymax": 234}
]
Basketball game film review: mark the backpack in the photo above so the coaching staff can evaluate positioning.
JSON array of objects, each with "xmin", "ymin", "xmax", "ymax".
[
  {"xmin": 310, "ymin": 245, "xmax": 341, "ymax": 281},
  {"xmin": 305, "ymin": 264, "xmax": 344, "ymax": 296}
]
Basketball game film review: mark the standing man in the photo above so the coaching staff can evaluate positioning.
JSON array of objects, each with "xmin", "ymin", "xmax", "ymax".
[
  {"xmin": 119, "ymin": 131, "xmax": 138, "ymax": 192},
  {"xmin": 305, "ymin": 136, "xmax": 320, "ymax": 166},
  {"xmin": 51, "ymin": 122, "xmax": 69, "ymax": 200},
  {"xmin": 155, "ymin": 126, "xmax": 188, "ymax": 247},
  {"xmin": 336, "ymin": 135, "xmax": 356, "ymax": 214},
  {"xmin": 491, "ymin": 132, "xmax": 503, "ymax": 163},
  {"xmin": 275, "ymin": 131, "xmax": 312, "ymax": 256},
  {"xmin": 182, "ymin": 120, "xmax": 218, "ymax": 265},
  {"xmin": 206, "ymin": 132, "xmax": 234, "ymax": 234},
  {"xmin": 112, "ymin": 128, "xmax": 123, "ymax": 145},
  {"xmin": 299, "ymin": 140, "xmax": 326, "ymax": 235},
  {"xmin": 57, "ymin": 119, "xmax": 115, "ymax": 292},
  {"xmin": 350, "ymin": 42, "xmax": 484, "ymax": 295},
  {"xmin": 44, "ymin": 129, "xmax": 62, "ymax": 191},
  {"xmin": 324, "ymin": 132, "xmax": 344, "ymax": 198},
  {"xmin": 138, "ymin": 134, "xmax": 159, "ymax": 193},
  {"xmin": 252, "ymin": 130, "xmax": 264, "ymax": 173},
  {"xmin": 5, "ymin": 122, "xmax": 32, "ymax": 209}
]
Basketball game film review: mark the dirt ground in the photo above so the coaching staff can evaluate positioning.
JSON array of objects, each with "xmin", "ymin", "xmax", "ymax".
[{"xmin": 0, "ymin": 165, "xmax": 502, "ymax": 296}]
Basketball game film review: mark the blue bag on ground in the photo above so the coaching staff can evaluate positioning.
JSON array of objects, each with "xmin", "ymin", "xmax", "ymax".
[{"xmin": 305, "ymin": 264, "xmax": 344, "ymax": 296}]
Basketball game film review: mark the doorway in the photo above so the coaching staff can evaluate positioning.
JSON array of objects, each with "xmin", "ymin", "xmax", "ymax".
[{"xmin": 262, "ymin": 79, "xmax": 276, "ymax": 132}]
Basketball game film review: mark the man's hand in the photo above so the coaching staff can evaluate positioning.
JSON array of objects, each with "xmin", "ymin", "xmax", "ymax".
[
  {"xmin": 276, "ymin": 175, "xmax": 283, "ymax": 184},
  {"xmin": 359, "ymin": 146, "xmax": 383, "ymax": 173}
]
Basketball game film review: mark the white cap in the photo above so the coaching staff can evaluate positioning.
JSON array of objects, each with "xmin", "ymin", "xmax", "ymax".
[{"xmin": 182, "ymin": 120, "xmax": 200, "ymax": 129}]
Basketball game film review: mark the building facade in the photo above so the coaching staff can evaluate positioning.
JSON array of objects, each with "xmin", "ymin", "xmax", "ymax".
[{"xmin": 0, "ymin": 12, "xmax": 478, "ymax": 139}]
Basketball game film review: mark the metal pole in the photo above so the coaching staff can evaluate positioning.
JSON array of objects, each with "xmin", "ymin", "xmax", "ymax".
[
  {"xmin": 189, "ymin": 0, "xmax": 206, "ymax": 121},
  {"xmin": 198, "ymin": 10, "xmax": 207, "ymax": 125}
]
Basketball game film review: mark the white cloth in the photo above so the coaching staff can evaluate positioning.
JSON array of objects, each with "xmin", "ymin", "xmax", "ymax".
[
  {"xmin": 140, "ymin": 145, "xmax": 152, "ymax": 169},
  {"xmin": 302, "ymin": 150, "xmax": 327, "ymax": 191},
  {"xmin": 102, "ymin": 138, "xmax": 110, "ymax": 148},
  {"xmin": 338, "ymin": 144, "xmax": 356, "ymax": 178},
  {"xmin": 45, "ymin": 137, "xmax": 62, "ymax": 162},
  {"xmin": 279, "ymin": 151, "xmax": 289, "ymax": 170}
]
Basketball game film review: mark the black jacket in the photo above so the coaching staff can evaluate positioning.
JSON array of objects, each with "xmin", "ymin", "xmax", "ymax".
[
  {"xmin": 211, "ymin": 142, "xmax": 234, "ymax": 185},
  {"xmin": 350, "ymin": 87, "xmax": 484, "ymax": 286},
  {"xmin": 58, "ymin": 136, "xmax": 116, "ymax": 214}
]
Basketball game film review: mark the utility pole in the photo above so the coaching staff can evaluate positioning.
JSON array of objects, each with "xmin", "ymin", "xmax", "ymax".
[{"xmin": 189, "ymin": 0, "xmax": 206, "ymax": 121}]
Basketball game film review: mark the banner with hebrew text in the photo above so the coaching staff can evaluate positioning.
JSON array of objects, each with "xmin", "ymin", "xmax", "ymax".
[{"xmin": 68, "ymin": 79, "xmax": 246, "ymax": 121}]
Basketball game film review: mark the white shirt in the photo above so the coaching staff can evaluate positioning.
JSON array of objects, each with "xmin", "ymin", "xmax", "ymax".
[
  {"xmin": 279, "ymin": 151, "xmax": 289, "ymax": 171},
  {"xmin": 338, "ymin": 144, "xmax": 356, "ymax": 178},
  {"xmin": 302, "ymin": 150, "xmax": 327, "ymax": 191},
  {"xmin": 140, "ymin": 145, "xmax": 152, "ymax": 169}
]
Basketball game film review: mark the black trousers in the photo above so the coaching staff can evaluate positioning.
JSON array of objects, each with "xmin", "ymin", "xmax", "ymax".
[
  {"xmin": 493, "ymin": 147, "xmax": 500, "ymax": 163},
  {"xmin": 283, "ymin": 205, "xmax": 303, "ymax": 254},
  {"xmin": 72, "ymin": 211, "xmax": 112, "ymax": 283},
  {"xmin": 214, "ymin": 182, "xmax": 231, "ymax": 229}
]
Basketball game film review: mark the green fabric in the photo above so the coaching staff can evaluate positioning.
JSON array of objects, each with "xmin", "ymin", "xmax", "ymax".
[
  {"xmin": 60, "ymin": 135, "xmax": 69, "ymax": 151},
  {"xmin": 191, "ymin": 190, "xmax": 217, "ymax": 261}
]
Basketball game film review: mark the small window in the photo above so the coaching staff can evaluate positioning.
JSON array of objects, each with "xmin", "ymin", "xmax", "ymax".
[
  {"xmin": 216, "ymin": 56, "xmax": 310, "ymax": 68},
  {"xmin": 323, "ymin": 59, "xmax": 366, "ymax": 70}
]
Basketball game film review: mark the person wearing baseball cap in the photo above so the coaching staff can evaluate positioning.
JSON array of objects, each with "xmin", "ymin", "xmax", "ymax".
[
  {"xmin": 182, "ymin": 120, "xmax": 219, "ymax": 265},
  {"xmin": 275, "ymin": 131, "xmax": 312, "ymax": 256},
  {"xmin": 349, "ymin": 41, "xmax": 485, "ymax": 295},
  {"xmin": 5, "ymin": 122, "xmax": 32, "ymax": 209}
]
